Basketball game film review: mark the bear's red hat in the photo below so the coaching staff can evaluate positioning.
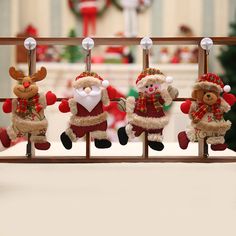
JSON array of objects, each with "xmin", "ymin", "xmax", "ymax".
[{"xmin": 194, "ymin": 73, "xmax": 231, "ymax": 93}]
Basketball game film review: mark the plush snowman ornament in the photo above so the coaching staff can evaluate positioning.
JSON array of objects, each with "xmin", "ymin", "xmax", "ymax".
[
  {"xmin": 118, "ymin": 68, "xmax": 178, "ymax": 151},
  {"xmin": 59, "ymin": 71, "xmax": 111, "ymax": 149}
]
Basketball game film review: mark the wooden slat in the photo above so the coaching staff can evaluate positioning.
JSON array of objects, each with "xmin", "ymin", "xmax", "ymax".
[
  {"xmin": 0, "ymin": 156, "xmax": 235, "ymax": 163},
  {"xmin": 1, "ymin": 37, "xmax": 236, "ymax": 46},
  {"xmin": 25, "ymin": 47, "xmax": 36, "ymax": 158},
  {"xmin": 0, "ymin": 97, "xmax": 195, "ymax": 102},
  {"xmin": 142, "ymin": 48, "xmax": 149, "ymax": 159},
  {"xmin": 197, "ymin": 46, "xmax": 209, "ymax": 158}
]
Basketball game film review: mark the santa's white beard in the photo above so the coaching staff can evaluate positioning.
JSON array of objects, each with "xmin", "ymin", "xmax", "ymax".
[{"xmin": 74, "ymin": 86, "xmax": 102, "ymax": 112}]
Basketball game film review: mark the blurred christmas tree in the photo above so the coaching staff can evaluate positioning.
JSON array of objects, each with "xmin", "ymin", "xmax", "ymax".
[
  {"xmin": 62, "ymin": 29, "xmax": 83, "ymax": 63},
  {"xmin": 218, "ymin": 21, "xmax": 236, "ymax": 151}
]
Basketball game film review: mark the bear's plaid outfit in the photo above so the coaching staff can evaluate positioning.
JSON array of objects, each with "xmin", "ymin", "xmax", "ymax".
[{"xmin": 179, "ymin": 73, "xmax": 233, "ymax": 148}]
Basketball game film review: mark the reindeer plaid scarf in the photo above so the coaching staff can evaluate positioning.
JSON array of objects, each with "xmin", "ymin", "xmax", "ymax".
[
  {"xmin": 16, "ymin": 94, "xmax": 42, "ymax": 114},
  {"xmin": 191, "ymin": 98, "xmax": 223, "ymax": 123},
  {"xmin": 136, "ymin": 92, "xmax": 163, "ymax": 113}
]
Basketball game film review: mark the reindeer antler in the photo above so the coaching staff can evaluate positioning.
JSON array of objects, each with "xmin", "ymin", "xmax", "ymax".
[
  {"xmin": 9, "ymin": 67, "xmax": 25, "ymax": 80},
  {"xmin": 32, "ymin": 67, "xmax": 47, "ymax": 82}
]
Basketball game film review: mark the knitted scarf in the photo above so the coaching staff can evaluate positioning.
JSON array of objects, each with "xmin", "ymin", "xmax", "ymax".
[
  {"xmin": 16, "ymin": 94, "xmax": 42, "ymax": 114},
  {"xmin": 136, "ymin": 92, "xmax": 163, "ymax": 113},
  {"xmin": 191, "ymin": 98, "xmax": 222, "ymax": 123}
]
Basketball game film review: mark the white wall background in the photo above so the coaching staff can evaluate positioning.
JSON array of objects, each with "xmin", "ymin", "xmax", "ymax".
[{"xmin": 12, "ymin": 0, "xmax": 234, "ymax": 37}]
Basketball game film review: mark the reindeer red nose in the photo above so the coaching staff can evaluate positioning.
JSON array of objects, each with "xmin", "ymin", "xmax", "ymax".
[{"xmin": 23, "ymin": 81, "xmax": 30, "ymax": 88}]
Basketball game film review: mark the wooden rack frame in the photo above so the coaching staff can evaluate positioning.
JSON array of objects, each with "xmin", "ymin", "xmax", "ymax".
[{"xmin": 0, "ymin": 37, "xmax": 235, "ymax": 163}]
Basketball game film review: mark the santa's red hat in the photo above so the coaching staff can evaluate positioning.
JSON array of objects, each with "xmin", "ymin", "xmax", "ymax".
[
  {"xmin": 194, "ymin": 73, "xmax": 231, "ymax": 93},
  {"xmin": 136, "ymin": 68, "xmax": 173, "ymax": 89},
  {"xmin": 74, "ymin": 71, "xmax": 109, "ymax": 88}
]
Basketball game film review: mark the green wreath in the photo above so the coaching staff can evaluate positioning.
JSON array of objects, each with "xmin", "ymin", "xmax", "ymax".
[
  {"xmin": 112, "ymin": 0, "xmax": 153, "ymax": 13},
  {"xmin": 68, "ymin": 0, "xmax": 111, "ymax": 18}
]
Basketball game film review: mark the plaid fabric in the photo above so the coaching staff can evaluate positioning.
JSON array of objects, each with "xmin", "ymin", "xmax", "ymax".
[
  {"xmin": 16, "ymin": 94, "xmax": 42, "ymax": 114},
  {"xmin": 191, "ymin": 98, "xmax": 222, "ymax": 122},
  {"xmin": 136, "ymin": 92, "xmax": 163, "ymax": 113}
]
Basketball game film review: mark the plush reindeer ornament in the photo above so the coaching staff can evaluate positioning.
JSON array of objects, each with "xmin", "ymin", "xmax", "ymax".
[
  {"xmin": 0, "ymin": 67, "xmax": 57, "ymax": 150},
  {"xmin": 59, "ymin": 71, "xmax": 112, "ymax": 149},
  {"xmin": 178, "ymin": 73, "xmax": 236, "ymax": 151},
  {"xmin": 118, "ymin": 68, "xmax": 178, "ymax": 151}
]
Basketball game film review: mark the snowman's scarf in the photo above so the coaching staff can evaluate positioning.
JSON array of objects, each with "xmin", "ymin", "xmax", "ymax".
[{"xmin": 136, "ymin": 92, "xmax": 164, "ymax": 113}]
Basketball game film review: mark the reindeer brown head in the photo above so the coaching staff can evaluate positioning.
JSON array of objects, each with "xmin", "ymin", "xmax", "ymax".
[{"xmin": 9, "ymin": 67, "xmax": 47, "ymax": 99}]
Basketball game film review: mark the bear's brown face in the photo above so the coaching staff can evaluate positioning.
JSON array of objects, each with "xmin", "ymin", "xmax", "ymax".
[{"xmin": 192, "ymin": 89, "xmax": 219, "ymax": 106}]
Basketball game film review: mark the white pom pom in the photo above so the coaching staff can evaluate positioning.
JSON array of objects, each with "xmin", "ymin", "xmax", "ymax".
[
  {"xmin": 102, "ymin": 80, "xmax": 109, "ymax": 88},
  {"xmin": 166, "ymin": 76, "xmax": 173, "ymax": 84},
  {"xmin": 223, "ymin": 85, "xmax": 231, "ymax": 93}
]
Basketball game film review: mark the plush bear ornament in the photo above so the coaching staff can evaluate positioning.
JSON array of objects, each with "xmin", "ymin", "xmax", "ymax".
[
  {"xmin": 178, "ymin": 73, "xmax": 236, "ymax": 151},
  {"xmin": 0, "ymin": 67, "xmax": 57, "ymax": 150},
  {"xmin": 59, "ymin": 71, "xmax": 112, "ymax": 149},
  {"xmin": 117, "ymin": 68, "xmax": 178, "ymax": 151}
]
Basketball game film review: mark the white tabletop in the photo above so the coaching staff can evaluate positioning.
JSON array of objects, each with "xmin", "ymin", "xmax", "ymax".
[{"xmin": 0, "ymin": 142, "xmax": 236, "ymax": 236}]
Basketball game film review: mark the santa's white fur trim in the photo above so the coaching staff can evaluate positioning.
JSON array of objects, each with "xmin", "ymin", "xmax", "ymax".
[
  {"xmin": 69, "ymin": 112, "xmax": 108, "ymax": 127},
  {"xmin": 206, "ymin": 136, "xmax": 225, "ymax": 145},
  {"xmin": 65, "ymin": 128, "xmax": 77, "ymax": 142},
  {"xmin": 128, "ymin": 113, "xmax": 169, "ymax": 129},
  {"xmin": 73, "ymin": 76, "xmax": 101, "ymax": 89},
  {"xmin": 126, "ymin": 96, "xmax": 136, "ymax": 113},
  {"xmin": 69, "ymin": 99, "xmax": 78, "ymax": 115},
  {"xmin": 147, "ymin": 133, "xmax": 163, "ymax": 142},
  {"xmin": 125, "ymin": 123, "xmax": 135, "ymax": 139},
  {"xmin": 90, "ymin": 130, "xmax": 108, "ymax": 140}
]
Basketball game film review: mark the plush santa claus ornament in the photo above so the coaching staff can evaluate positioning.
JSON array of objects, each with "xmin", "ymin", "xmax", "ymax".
[
  {"xmin": 178, "ymin": 73, "xmax": 236, "ymax": 151},
  {"xmin": 118, "ymin": 68, "xmax": 178, "ymax": 151},
  {"xmin": 59, "ymin": 71, "xmax": 112, "ymax": 149},
  {"xmin": 0, "ymin": 67, "xmax": 57, "ymax": 150}
]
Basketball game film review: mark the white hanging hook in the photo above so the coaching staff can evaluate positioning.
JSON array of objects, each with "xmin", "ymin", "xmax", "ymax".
[
  {"xmin": 200, "ymin": 37, "xmax": 213, "ymax": 55},
  {"xmin": 82, "ymin": 37, "xmax": 94, "ymax": 51},
  {"xmin": 24, "ymin": 37, "xmax": 37, "ymax": 50},
  {"xmin": 140, "ymin": 37, "xmax": 153, "ymax": 50}
]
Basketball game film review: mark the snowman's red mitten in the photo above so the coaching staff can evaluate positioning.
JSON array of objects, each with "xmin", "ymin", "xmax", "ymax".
[
  {"xmin": 2, "ymin": 99, "xmax": 12, "ymax": 113},
  {"xmin": 223, "ymin": 93, "xmax": 236, "ymax": 106},
  {"xmin": 180, "ymin": 99, "xmax": 192, "ymax": 114},
  {"xmin": 59, "ymin": 99, "xmax": 70, "ymax": 113},
  {"xmin": 46, "ymin": 91, "xmax": 57, "ymax": 105}
]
